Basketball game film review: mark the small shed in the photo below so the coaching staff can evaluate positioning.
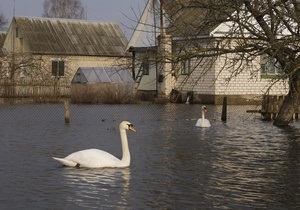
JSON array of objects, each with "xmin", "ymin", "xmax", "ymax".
[
  {"xmin": 71, "ymin": 67, "xmax": 135, "ymax": 103},
  {"xmin": 72, "ymin": 66, "xmax": 134, "ymax": 84}
]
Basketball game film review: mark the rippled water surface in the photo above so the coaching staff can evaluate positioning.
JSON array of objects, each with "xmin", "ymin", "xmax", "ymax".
[{"xmin": 0, "ymin": 104, "xmax": 299, "ymax": 209}]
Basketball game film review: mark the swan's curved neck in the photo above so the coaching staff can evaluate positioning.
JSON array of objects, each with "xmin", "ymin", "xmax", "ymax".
[
  {"xmin": 201, "ymin": 109, "xmax": 206, "ymax": 126},
  {"xmin": 120, "ymin": 128, "xmax": 130, "ymax": 166}
]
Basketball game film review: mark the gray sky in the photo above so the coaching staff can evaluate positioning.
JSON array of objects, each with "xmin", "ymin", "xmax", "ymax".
[{"xmin": 0, "ymin": 0, "xmax": 147, "ymax": 39}]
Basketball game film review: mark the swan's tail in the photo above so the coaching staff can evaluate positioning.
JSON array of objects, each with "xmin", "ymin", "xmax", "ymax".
[{"xmin": 52, "ymin": 157, "xmax": 78, "ymax": 167}]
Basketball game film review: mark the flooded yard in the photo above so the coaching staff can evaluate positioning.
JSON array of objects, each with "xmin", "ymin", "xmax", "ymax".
[{"xmin": 0, "ymin": 104, "xmax": 299, "ymax": 209}]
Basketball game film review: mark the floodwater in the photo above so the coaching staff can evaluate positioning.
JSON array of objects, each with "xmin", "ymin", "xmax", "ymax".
[{"xmin": 0, "ymin": 104, "xmax": 299, "ymax": 209}]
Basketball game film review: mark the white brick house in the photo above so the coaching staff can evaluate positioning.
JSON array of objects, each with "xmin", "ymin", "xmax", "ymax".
[{"xmin": 127, "ymin": 0, "xmax": 288, "ymax": 104}]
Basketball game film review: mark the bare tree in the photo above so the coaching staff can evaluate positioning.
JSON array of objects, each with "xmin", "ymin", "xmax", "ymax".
[
  {"xmin": 0, "ymin": 8, "xmax": 8, "ymax": 31},
  {"xmin": 161, "ymin": 0, "xmax": 300, "ymax": 126},
  {"xmin": 0, "ymin": 52, "xmax": 71, "ymax": 102},
  {"xmin": 43, "ymin": 0, "xmax": 85, "ymax": 19}
]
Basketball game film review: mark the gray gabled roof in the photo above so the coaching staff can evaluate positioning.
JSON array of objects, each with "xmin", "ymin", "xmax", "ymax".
[
  {"xmin": 71, "ymin": 66, "xmax": 134, "ymax": 84},
  {"xmin": 127, "ymin": 0, "xmax": 237, "ymax": 46},
  {"xmin": 14, "ymin": 17, "xmax": 129, "ymax": 56},
  {"xmin": 164, "ymin": 1, "xmax": 239, "ymax": 37}
]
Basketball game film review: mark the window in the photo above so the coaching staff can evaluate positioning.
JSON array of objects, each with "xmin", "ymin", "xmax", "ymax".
[
  {"xmin": 181, "ymin": 58, "xmax": 191, "ymax": 75},
  {"xmin": 76, "ymin": 73, "xmax": 81, "ymax": 83},
  {"xmin": 52, "ymin": 60, "xmax": 65, "ymax": 77},
  {"xmin": 142, "ymin": 57, "xmax": 149, "ymax": 75},
  {"xmin": 261, "ymin": 55, "xmax": 282, "ymax": 77},
  {"xmin": 15, "ymin": 27, "xmax": 19, "ymax": 38}
]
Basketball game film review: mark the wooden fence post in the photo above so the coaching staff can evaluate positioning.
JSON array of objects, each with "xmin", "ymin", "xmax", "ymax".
[
  {"xmin": 261, "ymin": 95, "xmax": 267, "ymax": 113},
  {"xmin": 271, "ymin": 96, "xmax": 277, "ymax": 119},
  {"xmin": 64, "ymin": 99, "xmax": 70, "ymax": 124},
  {"xmin": 221, "ymin": 96, "xmax": 227, "ymax": 122}
]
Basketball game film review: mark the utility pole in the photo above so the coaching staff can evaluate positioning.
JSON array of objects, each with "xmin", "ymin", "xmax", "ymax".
[
  {"xmin": 12, "ymin": 0, "xmax": 15, "ymax": 80},
  {"xmin": 160, "ymin": 0, "xmax": 165, "ymax": 36}
]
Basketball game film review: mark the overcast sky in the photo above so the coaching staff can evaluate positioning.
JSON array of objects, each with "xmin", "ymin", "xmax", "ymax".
[{"xmin": 0, "ymin": 0, "xmax": 147, "ymax": 39}]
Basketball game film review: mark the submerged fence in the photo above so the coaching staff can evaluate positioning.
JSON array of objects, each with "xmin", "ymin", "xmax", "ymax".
[
  {"xmin": 260, "ymin": 95, "xmax": 299, "ymax": 120},
  {"xmin": 0, "ymin": 79, "xmax": 70, "ymax": 103},
  {"xmin": 0, "ymin": 79, "xmax": 136, "ymax": 104},
  {"xmin": 0, "ymin": 79, "xmax": 293, "ymax": 123}
]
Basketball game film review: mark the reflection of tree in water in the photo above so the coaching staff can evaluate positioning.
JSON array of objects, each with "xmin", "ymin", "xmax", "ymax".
[{"xmin": 61, "ymin": 167, "xmax": 131, "ymax": 208}]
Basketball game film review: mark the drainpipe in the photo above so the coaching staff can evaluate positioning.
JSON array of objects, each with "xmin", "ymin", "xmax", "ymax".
[{"xmin": 160, "ymin": 0, "xmax": 166, "ymax": 36}]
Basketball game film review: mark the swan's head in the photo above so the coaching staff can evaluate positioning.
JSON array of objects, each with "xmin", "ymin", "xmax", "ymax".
[
  {"xmin": 202, "ymin": 106, "xmax": 207, "ymax": 112},
  {"xmin": 120, "ymin": 121, "xmax": 137, "ymax": 133}
]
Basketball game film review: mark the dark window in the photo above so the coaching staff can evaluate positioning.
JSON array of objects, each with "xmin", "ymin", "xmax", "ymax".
[
  {"xmin": 76, "ymin": 73, "xmax": 81, "ymax": 83},
  {"xmin": 52, "ymin": 60, "xmax": 65, "ymax": 77},
  {"xmin": 15, "ymin": 27, "xmax": 19, "ymax": 38},
  {"xmin": 261, "ymin": 55, "xmax": 282, "ymax": 75},
  {"xmin": 142, "ymin": 57, "xmax": 150, "ymax": 75},
  {"xmin": 181, "ymin": 58, "xmax": 190, "ymax": 75}
]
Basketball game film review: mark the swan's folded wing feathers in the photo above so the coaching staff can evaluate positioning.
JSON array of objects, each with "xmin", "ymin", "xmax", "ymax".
[
  {"xmin": 65, "ymin": 149, "xmax": 120, "ymax": 168},
  {"xmin": 52, "ymin": 157, "xmax": 78, "ymax": 167}
]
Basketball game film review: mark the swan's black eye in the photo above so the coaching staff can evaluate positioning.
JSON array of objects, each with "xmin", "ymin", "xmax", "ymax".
[{"xmin": 128, "ymin": 124, "xmax": 133, "ymax": 128}]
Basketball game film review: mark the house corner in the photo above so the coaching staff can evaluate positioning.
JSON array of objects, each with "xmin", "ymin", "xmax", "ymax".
[{"xmin": 156, "ymin": 34, "xmax": 173, "ymax": 102}]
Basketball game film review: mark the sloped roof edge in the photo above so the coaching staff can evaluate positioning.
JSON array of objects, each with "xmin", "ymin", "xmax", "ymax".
[{"xmin": 14, "ymin": 16, "xmax": 129, "ymax": 57}]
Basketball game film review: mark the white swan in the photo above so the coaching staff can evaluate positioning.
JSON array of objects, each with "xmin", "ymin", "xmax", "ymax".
[
  {"xmin": 195, "ymin": 106, "xmax": 211, "ymax": 127},
  {"xmin": 52, "ymin": 121, "xmax": 136, "ymax": 168}
]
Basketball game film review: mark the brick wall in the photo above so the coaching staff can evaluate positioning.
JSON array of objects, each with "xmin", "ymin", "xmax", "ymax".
[
  {"xmin": 37, "ymin": 54, "xmax": 130, "ymax": 83},
  {"xmin": 175, "ymin": 53, "xmax": 288, "ymax": 103}
]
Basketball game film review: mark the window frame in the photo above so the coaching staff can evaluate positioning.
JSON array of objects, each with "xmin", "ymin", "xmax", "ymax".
[
  {"xmin": 141, "ymin": 57, "xmax": 150, "ymax": 75},
  {"xmin": 260, "ymin": 55, "xmax": 282, "ymax": 79},
  {"xmin": 181, "ymin": 58, "xmax": 191, "ymax": 75},
  {"xmin": 51, "ymin": 59, "xmax": 66, "ymax": 77}
]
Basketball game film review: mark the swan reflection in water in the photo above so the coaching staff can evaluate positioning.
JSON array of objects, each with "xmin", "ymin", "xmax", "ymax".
[{"xmin": 61, "ymin": 167, "xmax": 131, "ymax": 208}]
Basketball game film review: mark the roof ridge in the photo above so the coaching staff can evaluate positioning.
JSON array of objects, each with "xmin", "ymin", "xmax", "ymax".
[
  {"xmin": 14, "ymin": 16, "xmax": 117, "ymax": 25},
  {"xmin": 12, "ymin": 16, "xmax": 128, "ymax": 56}
]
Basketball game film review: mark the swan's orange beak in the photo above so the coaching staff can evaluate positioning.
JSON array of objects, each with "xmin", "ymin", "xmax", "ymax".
[{"xmin": 129, "ymin": 125, "xmax": 137, "ymax": 133}]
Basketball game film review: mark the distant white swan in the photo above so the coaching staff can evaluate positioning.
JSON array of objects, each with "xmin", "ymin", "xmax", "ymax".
[
  {"xmin": 52, "ymin": 121, "xmax": 136, "ymax": 168},
  {"xmin": 195, "ymin": 106, "xmax": 211, "ymax": 127}
]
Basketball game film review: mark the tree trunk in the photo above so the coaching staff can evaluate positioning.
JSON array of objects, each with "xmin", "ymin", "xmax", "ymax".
[
  {"xmin": 273, "ymin": 74, "xmax": 300, "ymax": 126},
  {"xmin": 273, "ymin": 93, "xmax": 296, "ymax": 126}
]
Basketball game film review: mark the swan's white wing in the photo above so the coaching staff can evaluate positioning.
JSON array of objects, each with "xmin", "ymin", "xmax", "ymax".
[
  {"xmin": 195, "ymin": 118, "xmax": 211, "ymax": 127},
  {"xmin": 54, "ymin": 149, "xmax": 121, "ymax": 168},
  {"xmin": 195, "ymin": 118, "xmax": 202, "ymax": 127},
  {"xmin": 204, "ymin": 119, "xmax": 211, "ymax": 127},
  {"xmin": 52, "ymin": 157, "xmax": 77, "ymax": 167}
]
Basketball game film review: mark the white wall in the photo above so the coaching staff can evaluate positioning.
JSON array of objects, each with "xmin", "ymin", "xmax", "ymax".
[{"xmin": 174, "ymin": 53, "xmax": 288, "ymax": 96}]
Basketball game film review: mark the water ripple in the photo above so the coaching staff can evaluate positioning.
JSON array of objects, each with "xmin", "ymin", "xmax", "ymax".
[{"xmin": 0, "ymin": 104, "xmax": 299, "ymax": 209}]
